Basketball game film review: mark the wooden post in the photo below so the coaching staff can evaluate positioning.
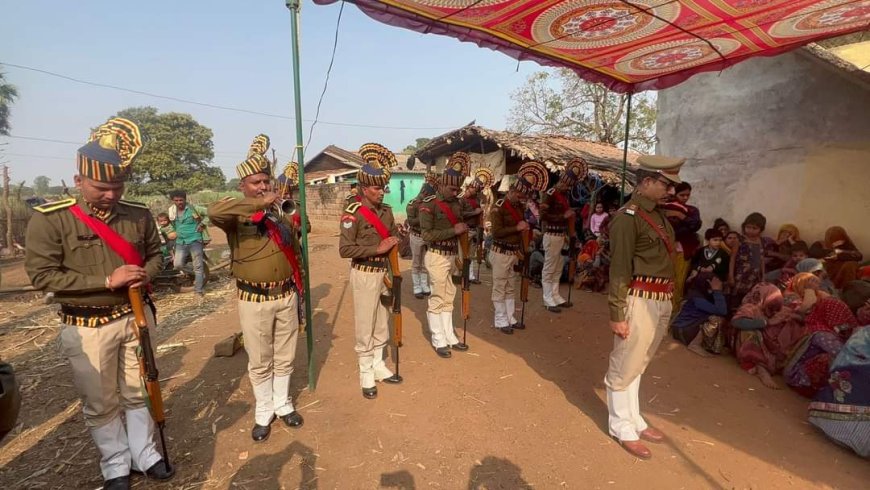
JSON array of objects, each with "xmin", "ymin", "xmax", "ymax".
[{"xmin": 2, "ymin": 165, "xmax": 12, "ymax": 251}]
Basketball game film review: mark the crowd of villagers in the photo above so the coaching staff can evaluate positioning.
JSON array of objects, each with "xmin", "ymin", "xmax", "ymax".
[{"xmin": 516, "ymin": 180, "xmax": 870, "ymax": 458}]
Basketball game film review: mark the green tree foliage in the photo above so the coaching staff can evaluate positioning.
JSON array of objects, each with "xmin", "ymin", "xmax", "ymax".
[
  {"xmin": 508, "ymin": 69, "xmax": 657, "ymax": 153},
  {"xmin": 33, "ymin": 175, "xmax": 51, "ymax": 196},
  {"xmin": 225, "ymin": 178, "xmax": 240, "ymax": 191},
  {"xmin": 114, "ymin": 106, "xmax": 224, "ymax": 195},
  {"xmin": 402, "ymin": 137, "xmax": 432, "ymax": 154},
  {"xmin": 0, "ymin": 70, "xmax": 19, "ymax": 136}
]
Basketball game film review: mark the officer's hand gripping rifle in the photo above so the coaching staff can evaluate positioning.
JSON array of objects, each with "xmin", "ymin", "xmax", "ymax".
[
  {"xmin": 129, "ymin": 287, "xmax": 171, "ymax": 473},
  {"xmin": 387, "ymin": 247, "xmax": 404, "ymax": 382},
  {"xmin": 459, "ymin": 231, "xmax": 472, "ymax": 344}
]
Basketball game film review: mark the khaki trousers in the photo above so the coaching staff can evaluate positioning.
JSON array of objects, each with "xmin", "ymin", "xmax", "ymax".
[
  {"xmin": 425, "ymin": 252, "xmax": 456, "ymax": 314},
  {"xmin": 350, "ymin": 268, "xmax": 394, "ymax": 387},
  {"xmin": 542, "ymin": 233, "xmax": 566, "ymax": 306},
  {"xmin": 489, "ymin": 249, "xmax": 517, "ymax": 302},
  {"xmin": 60, "ymin": 311, "xmax": 155, "ymax": 427},
  {"xmin": 605, "ymin": 295, "xmax": 672, "ymax": 440},
  {"xmin": 238, "ymin": 292, "xmax": 299, "ymax": 386}
]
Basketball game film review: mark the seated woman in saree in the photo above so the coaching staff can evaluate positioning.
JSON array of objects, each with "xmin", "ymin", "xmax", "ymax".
[
  {"xmin": 783, "ymin": 273, "xmax": 858, "ymax": 398},
  {"xmin": 671, "ymin": 272, "xmax": 728, "ymax": 357},
  {"xmin": 809, "ymin": 226, "xmax": 863, "ymax": 290},
  {"xmin": 732, "ymin": 283, "xmax": 805, "ymax": 390},
  {"xmin": 795, "ymin": 258, "xmax": 836, "ymax": 295},
  {"xmin": 808, "ymin": 325, "xmax": 870, "ymax": 458}
]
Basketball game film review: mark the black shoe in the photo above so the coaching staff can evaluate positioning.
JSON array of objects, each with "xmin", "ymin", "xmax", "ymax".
[
  {"xmin": 435, "ymin": 347, "xmax": 452, "ymax": 358},
  {"xmin": 280, "ymin": 411, "xmax": 304, "ymax": 428},
  {"xmin": 511, "ymin": 322, "xmax": 525, "ymax": 330},
  {"xmin": 558, "ymin": 301, "xmax": 573, "ymax": 308},
  {"xmin": 423, "ymin": 291, "xmax": 432, "ymax": 296},
  {"xmin": 498, "ymin": 327, "xmax": 514, "ymax": 335},
  {"xmin": 362, "ymin": 386, "xmax": 378, "ymax": 399},
  {"xmin": 142, "ymin": 460, "xmax": 175, "ymax": 481},
  {"xmin": 251, "ymin": 415, "xmax": 275, "ymax": 442},
  {"xmin": 103, "ymin": 475, "xmax": 130, "ymax": 490},
  {"xmin": 381, "ymin": 374, "xmax": 403, "ymax": 384},
  {"xmin": 450, "ymin": 342, "xmax": 469, "ymax": 351},
  {"xmin": 470, "ymin": 279, "xmax": 482, "ymax": 285},
  {"xmin": 545, "ymin": 306, "xmax": 562, "ymax": 313},
  {"xmin": 414, "ymin": 292, "xmax": 424, "ymax": 299}
]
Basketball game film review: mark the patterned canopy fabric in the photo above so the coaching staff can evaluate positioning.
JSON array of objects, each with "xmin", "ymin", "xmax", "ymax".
[{"xmin": 313, "ymin": 0, "xmax": 870, "ymax": 93}]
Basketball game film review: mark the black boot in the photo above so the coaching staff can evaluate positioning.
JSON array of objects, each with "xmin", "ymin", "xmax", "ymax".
[
  {"xmin": 511, "ymin": 322, "xmax": 525, "ymax": 330},
  {"xmin": 103, "ymin": 475, "xmax": 130, "ymax": 490},
  {"xmin": 362, "ymin": 386, "xmax": 378, "ymax": 399},
  {"xmin": 450, "ymin": 342, "xmax": 469, "ymax": 351},
  {"xmin": 382, "ymin": 374, "xmax": 403, "ymax": 384},
  {"xmin": 498, "ymin": 326, "xmax": 514, "ymax": 335},
  {"xmin": 545, "ymin": 305, "xmax": 562, "ymax": 313},
  {"xmin": 280, "ymin": 411, "xmax": 304, "ymax": 428},
  {"xmin": 558, "ymin": 301, "xmax": 573, "ymax": 308},
  {"xmin": 434, "ymin": 347, "xmax": 452, "ymax": 358},
  {"xmin": 143, "ymin": 460, "xmax": 175, "ymax": 481},
  {"xmin": 251, "ymin": 415, "xmax": 275, "ymax": 442}
]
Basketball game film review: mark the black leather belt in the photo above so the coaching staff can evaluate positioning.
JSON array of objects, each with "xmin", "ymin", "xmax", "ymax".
[
  {"xmin": 544, "ymin": 225, "xmax": 567, "ymax": 234},
  {"xmin": 352, "ymin": 258, "xmax": 388, "ymax": 269},
  {"xmin": 492, "ymin": 242, "xmax": 519, "ymax": 254},
  {"xmin": 60, "ymin": 303, "xmax": 132, "ymax": 318}
]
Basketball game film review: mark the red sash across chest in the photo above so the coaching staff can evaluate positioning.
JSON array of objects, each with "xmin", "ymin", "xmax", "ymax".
[
  {"xmin": 502, "ymin": 199, "xmax": 523, "ymax": 223},
  {"xmin": 356, "ymin": 206, "xmax": 391, "ymax": 239},
  {"xmin": 434, "ymin": 199, "xmax": 460, "ymax": 226},
  {"xmin": 68, "ymin": 206, "xmax": 144, "ymax": 266}
]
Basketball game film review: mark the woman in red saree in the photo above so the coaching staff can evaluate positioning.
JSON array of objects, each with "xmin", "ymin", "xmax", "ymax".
[
  {"xmin": 732, "ymin": 283, "xmax": 805, "ymax": 389},
  {"xmin": 784, "ymin": 273, "xmax": 858, "ymax": 397}
]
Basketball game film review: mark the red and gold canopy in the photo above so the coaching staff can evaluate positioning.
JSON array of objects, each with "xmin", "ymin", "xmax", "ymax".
[{"xmin": 313, "ymin": 0, "xmax": 870, "ymax": 92}]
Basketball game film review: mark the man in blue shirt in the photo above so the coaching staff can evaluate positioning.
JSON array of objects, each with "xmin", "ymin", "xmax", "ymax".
[{"xmin": 169, "ymin": 190, "xmax": 208, "ymax": 295}]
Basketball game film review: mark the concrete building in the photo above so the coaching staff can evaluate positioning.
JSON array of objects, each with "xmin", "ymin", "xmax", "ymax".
[{"xmin": 657, "ymin": 42, "xmax": 870, "ymax": 251}]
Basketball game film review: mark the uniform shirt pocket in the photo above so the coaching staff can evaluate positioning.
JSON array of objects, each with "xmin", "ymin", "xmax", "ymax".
[{"xmin": 69, "ymin": 236, "xmax": 104, "ymax": 266}]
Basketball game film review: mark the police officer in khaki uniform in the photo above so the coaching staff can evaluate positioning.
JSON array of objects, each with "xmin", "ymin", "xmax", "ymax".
[
  {"xmin": 488, "ymin": 161, "xmax": 547, "ymax": 333},
  {"xmin": 539, "ymin": 160, "xmax": 586, "ymax": 312},
  {"xmin": 25, "ymin": 118, "xmax": 174, "ymax": 489},
  {"xmin": 605, "ymin": 155, "xmax": 684, "ymax": 460},
  {"xmin": 419, "ymin": 154, "xmax": 470, "ymax": 358},
  {"xmin": 460, "ymin": 167, "xmax": 493, "ymax": 284},
  {"xmin": 339, "ymin": 143, "xmax": 404, "ymax": 399},
  {"xmin": 406, "ymin": 173, "xmax": 438, "ymax": 299},
  {"xmin": 209, "ymin": 134, "xmax": 304, "ymax": 443}
]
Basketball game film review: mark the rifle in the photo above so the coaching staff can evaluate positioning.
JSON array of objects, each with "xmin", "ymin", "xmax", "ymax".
[
  {"xmin": 518, "ymin": 229, "xmax": 531, "ymax": 328},
  {"xmin": 129, "ymin": 287, "xmax": 171, "ymax": 473},
  {"xmin": 387, "ymin": 247, "xmax": 403, "ymax": 380},
  {"xmin": 474, "ymin": 213, "xmax": 484, "ymax": 280},
  {"xmin": 566, "ymin": 212, "xmax": 577, "ymax": 305},
  {"xmin": 459, "ymin": 231, "xmax": 472, "ymax": 344}
]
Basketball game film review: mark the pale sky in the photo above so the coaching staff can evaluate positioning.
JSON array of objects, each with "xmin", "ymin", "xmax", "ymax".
[{"xmin": 1, "ymin": 0, "xmax": 546, "ymax": 186}]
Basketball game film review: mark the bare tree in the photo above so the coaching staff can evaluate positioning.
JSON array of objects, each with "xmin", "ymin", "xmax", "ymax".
[{"xmin": 508, "ymin": 69, "xmax": 657, "ymax": 153}]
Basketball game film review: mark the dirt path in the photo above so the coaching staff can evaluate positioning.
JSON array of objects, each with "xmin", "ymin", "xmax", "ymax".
[{"xmin": 0, "ymin": 231, "xmax": 867, "ymax": 489}]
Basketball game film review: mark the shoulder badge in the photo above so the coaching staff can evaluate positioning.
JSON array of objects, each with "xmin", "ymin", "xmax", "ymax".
[
  {"xmin": 546, "ymin": 188, "xmax": 555, "ymax": 196},
  {"xmin": 422, "ymin": 195, "xmax": 436, "ymax": 203},
  {"xmin": 408, "ymin": 198, "xmax": 418, "ymax": 206},
  {"xmin": 118, "ymin": 199, "xmax": 149, "ymax": 210},
  {"xmin": 33, "ymin": 198, "xmax": 76, "ymax": 214},
  {"xmin": 345, "ymin": 202, "xmax": 362, "ymax": 214},
  {"xmin": 495, "ymin": 199, "xmax": 505, "ymax": 207},
  {"xmin": 623, "ymin": 204, "xmax": 638, "ymax": 216}
]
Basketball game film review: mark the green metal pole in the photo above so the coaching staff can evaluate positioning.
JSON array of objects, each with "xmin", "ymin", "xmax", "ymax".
[
  {"xmin": 619, "ymin": 92, "xmax": 633, "ymax": 205},
  {"xmin": 286, "ymin": 0, "xmax": 316, "ymax": 391}
]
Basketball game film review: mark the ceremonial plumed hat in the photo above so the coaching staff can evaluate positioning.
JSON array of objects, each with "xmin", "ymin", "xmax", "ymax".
[
  {"xmin": 422, "ymin": 171, "xmax": 440, "ymax": 195},
  {"xmin": 468, "ymin": 167, "xmax": 494, "ymax": 190},
  {"xmin": 558, "ymin": 158, "xmax": 588, "ymax": 186},
  {"xmin": 442, "ymin": 152, "xmax": 470, "ymax": 187},
  {"xmin": 637, "ymin": 154, "xmax": 684, "ymax": 183},
  {"xmin": 237, "ymin": 134, "xmax": 272, "ymax": 179},
  {"xmin": 513, "ymin": 161, "xmax": 549, "ymax": 194},
  {"xmin": 77, "ymin": 118, "xmax": 142, "ymax": 182},
  {"xmin": 278, "ymin": 161, "xmax": 299, "ymax": 190},
  {"xmin": 357, "ymin": 143, "xmax": 396, "ymax": 187}
]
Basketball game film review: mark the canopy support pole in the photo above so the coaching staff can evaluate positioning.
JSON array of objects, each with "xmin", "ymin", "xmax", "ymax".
[
  {"xmin": 286, "ymin": 0, "xmax": 316, "ymax": 391},
  {"xmin": 619, "ymin": 92, "xmax": 633, "ymax": 205}
]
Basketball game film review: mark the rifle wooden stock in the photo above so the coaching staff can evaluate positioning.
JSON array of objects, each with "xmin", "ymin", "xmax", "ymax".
[
  {"xmin": 129, "ymin": 287, "xmax": 165, "ymax": 425},
  {"xmin": 459, "ymin": 232, "xmax": 472, "ymax": 319},
  {"xmin": 388, "ymin": 247, "xmax": 403, "ymax": 347}
]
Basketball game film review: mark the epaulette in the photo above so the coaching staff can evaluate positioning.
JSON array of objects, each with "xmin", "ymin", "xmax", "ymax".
[
  {"xmin": 382, "ymin": 203, "xmax": 391, "ymax": 208},
  {"xmin": 219, "ymin": 196, "xmax": 235, "ymax": 202},
  {"xmin": 495, "ymin": 199, "xmax": 505, "ymax": 207},
  {"xmin": 422, "ymin": 195, "xmax": 437, "ymax": 203},
  {"xmin": 118, "ymin": 199, "xmax": 149, "ymax": 209},
  {"xmin": 32, "ymin": 198, "xmax": 76, "ymax": 214},
  {"xmin": 622, "ymin": 204, "xmax": 638, "ymax": 216},
  {"xmin": 546, "ymin": 188, "xmax": 555, "ymax": 196},
  {"xmin": 345, "ymin": 202, "xmax": 362, "ymax": 214},
  {"xmin": 408, "ymin": 198, "xmax": 418, "ymax": 206}
]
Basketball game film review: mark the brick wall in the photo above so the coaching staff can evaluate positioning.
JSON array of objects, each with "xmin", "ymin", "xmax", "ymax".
[{"xmin": 299, "ymin": 183, "xmax": 352, "ymax": 230}]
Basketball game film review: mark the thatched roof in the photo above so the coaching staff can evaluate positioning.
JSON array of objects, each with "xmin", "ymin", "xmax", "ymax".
[{"xmin": 412, "ymin": 125, "xmax": 641, "ymax": 185}]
